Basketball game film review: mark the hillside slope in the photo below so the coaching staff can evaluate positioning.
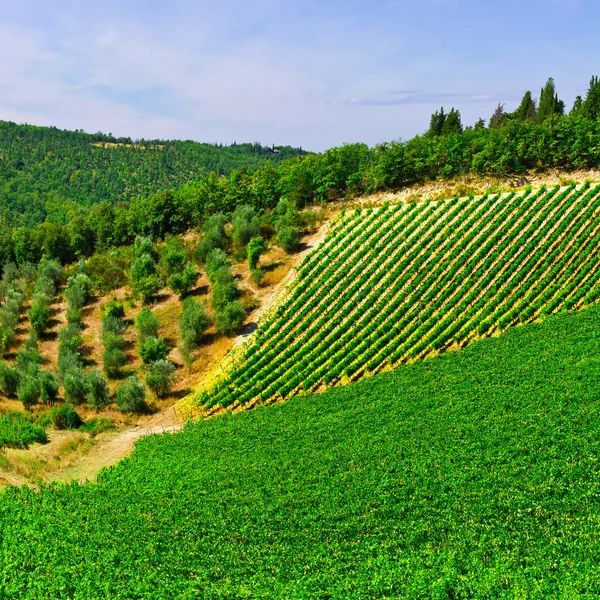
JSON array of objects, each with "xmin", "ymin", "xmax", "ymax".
[
  {"xmin": 196, "ymin": 182, "xmax": 600, "ymax": 409},
  {"xmin": 0, "ymin": 120, "xmax": 304, "ymax": 226},
  {"xmin": 2, "ymin": 304, "xmax": 600, "ymax": 597}
]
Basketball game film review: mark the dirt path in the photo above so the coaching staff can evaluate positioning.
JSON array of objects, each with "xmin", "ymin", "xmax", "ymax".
[{"xmin": 51, "ymin": 423, "xmax": 183, "ymax": 484}]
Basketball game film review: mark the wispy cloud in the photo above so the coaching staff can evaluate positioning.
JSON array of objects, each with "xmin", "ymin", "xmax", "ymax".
[{"xmin": 347, "ymin": 91, "xmax": 520, "ymax": 107}]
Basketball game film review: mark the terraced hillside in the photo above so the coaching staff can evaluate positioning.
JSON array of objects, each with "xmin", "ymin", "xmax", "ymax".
[{"xmin": 198, "ymin": 182, "xmax": 600, "ymax": 408}]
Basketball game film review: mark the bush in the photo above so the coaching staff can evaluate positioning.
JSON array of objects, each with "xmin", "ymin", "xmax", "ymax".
[
  {"xmin": 65, "ymin": 308, "xmax": 83, "ymax": 325},
  {"xmin": 28, "ymin": 295, "xmax": 51, "ymax": 333},
  {"xmin": 135, "ymin": 308, "xmax": 160, "ymax": 344},
  {"xmin": 65, "ymin": 273, "xmax": 91, "ymax": 310},
  {"xmin": 18, "ymin": 373, "xmax": 41, "ymax": 409},
  {"xmin": 101, "ymin": 315, "xmax": 127, "ymax": 336},
  {"xmin": 58, "ymin": 348, "xmax": 83, "ymax": 379},
  {"xmin": 39, "ymin": 371, "xmax": 59, "ymax": 406},
  {"xmin": 0, "ymin": 412, "xmax": 48, "ymax": 449},
  {"xmin": 277, "ymin": 225, "xmax": 301, "ymax": 253},
  {"xmin": 179, "ymin": 297, "xmax": 211, "ymax": 352},
  {"xmin": 167, "ymin": 263, "xmax": 198, "ymax": 297},
  {"xmin": 101, "ymin": 298, "xmax": 125, "ymax": 320},
  {"xmin": 139, "ymin": 336, "xmax": 170, "ymax": 364},
  {"xmin": 103, "ymin": 347, "xmax": 127, "ymax": 378},
  {"xmin": 196, "ymin": 214, "xmax": 227, "ymax": 262},
  {"xmin": 80, "ymin": 417, "xmax": 115, "ymax": 437},
  {"xmin": 146, "ymin": 360, "xmax": 176, "ymax": 398},
  {"xmin": 205, "ymin": 249, "xmax": 229, "ymax": 283},
  {"xmin": 84, "ymin": 369, "xmax": 110, "ymax": 410},
  {"xmin": 247, "ymin": 236, "xmax": 268, "ymax": 270},
  {"xmin": 215, "ymin": 301, "xmax": 246, "ymax": 336},
  {"xmin": 251, "ymin": 268, "xmax": 265, "ymax": 286},
  {"xmin": 50, "ymin": 405, "xmax": 83, "ymax": 430},
  {"xmin": 232, "ymin": 205, "xmax": 260, "ymax": 246},
  {"xmin": 0, "ymin": 362, "xmax": 20, "ymax": 397},
  {"xmin": 116, "ymin": 376, "xmax": 146, "ymax": 413},
  {"xmin": 211, "ymin": 268, "xmax": 239, "ymax": 313},
  {"xmin": 63, "ymin": 369, "xmax": 87, "ymax": 405},
  {"xmin": 58, "ymin": 322, "xmax": 84, "ymax": 355}
]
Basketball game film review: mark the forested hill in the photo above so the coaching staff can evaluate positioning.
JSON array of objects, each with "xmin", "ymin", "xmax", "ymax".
[{"xmin": 0, "ymin": 120, "xmax": 305, "ymax": 226}]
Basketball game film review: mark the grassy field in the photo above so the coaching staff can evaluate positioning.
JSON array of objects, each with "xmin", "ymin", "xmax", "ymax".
[
  {"xmin": 197, "ymin": 183, "xmax": 600, "ymax": 409},
  {"xmin": 2, "ymin": 303, "xmax": 600, "ymax": 598}
]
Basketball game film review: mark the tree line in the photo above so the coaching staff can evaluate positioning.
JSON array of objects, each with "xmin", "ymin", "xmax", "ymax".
[{"xmin": 1, "ymin": 76, "xmax": 600, "ymax": 274}]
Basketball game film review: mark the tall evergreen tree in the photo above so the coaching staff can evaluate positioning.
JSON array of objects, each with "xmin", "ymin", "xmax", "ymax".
[
  {"xmin": 426, "ymin": 107, "xmax": 446, "ymax": 137},
  {"xmin": 441, "ymin": 108, "xmax": 463, "ymax": 135},
  {"xmin": 581, "ymin": 76, "xmax": 600, "ymax": 120},
  {"xmin": 489, "ymin": 103, "xmax": 506, "ymax": 129},
  {"xmin": 537, "ymin": 78, "xmax": 565, "ymax": 122},
  {"xmin": 571, "ymin": 95, "xmax": 583, "ymax": 116},
  {"xmin": 514, "ymin": 91, "xmax": 537, "ymax": 121}
]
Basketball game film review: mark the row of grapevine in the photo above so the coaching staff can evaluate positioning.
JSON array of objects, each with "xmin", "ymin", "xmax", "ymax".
[{"xmin": 199, "ymin": 183, "xmax": 600, "ymax": 408}]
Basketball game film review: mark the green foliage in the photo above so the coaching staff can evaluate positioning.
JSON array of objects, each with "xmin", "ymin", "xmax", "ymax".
[
  {"xmin": 39, "ymin": 371, "xmax": 59, "ymax": 406},
  {"xmin": 145, "ymin": 359, "xmax": 176, "ymax": 398},
  {"xmin": 18, "ymin": 373, "xmax": 41, "ymax": 409},
  {"xmin": 0, "ymin": 411, "xmax": 47, "ymax": 449},
  {"xmin": 581, "ymin": 75, "xmax": 600, "ymax": 120},
  {"xmin": 80, "ymin": 417, "xmax": 115, "ymax": 437},
  {"xmin": 65, "ymin": 273, "xmax": 91, "ymax": 310},
  {"xmin": 130, "ymin": 239, "xmax": 162, "ymax": 303},
  {"xmin": 0, "ymin": 362, "xmax": 20, "ymax": 397},
  {"xmin": 196, "ymin": 213, "xmax": 228, "ymax": 262},
  {"xmin": 58, "ymin": 322, "xmax": 84, "ymax": 356},
  {"xmin": 167, "ymin": 262, "xmax": 198, "ymax": 297},
  {"xmin": 537, "ymin": 77, "xmax": 565, "ymax": 121},
  {"xmin": 49, "ymin": 405, "xmax": 83, "ymax": 430},
  {"xmin": 28, "ymin": 295, "xmax": 51, "ymax": 333},
  {"xmin": 63, "ymin": 369, "xmax": 87, "ymax": 405},
  {"xmin": 247, "ymin": 236, "xmax": 268, "ymax": 270},
  {"xmin": 179, "ymin": 297, "xmax": 210, "ymax": 352},
  {"xmin": 84, "ymin": 369, "xmax": 111, "ymax": 410},
  {"xmin": 231, "ymin": 204, "xmax": 260, "ymax": 246},
  {"xmin": 214, "ymin": 300, "xmax": 246, "ymax": 336},
  {"xmin": 101, "ymin": 298, "xmax": 125, "ymax": 320},
  {"xmin": 139, "ymin": 336, "xmax": 170, "ymax": 364},
  {"xmin": 277, "ymin": 225, "xmax": 300, "ymax": 254},
  {"xmin": 135, "ymin": 308, "xmax": 160, "ymax": 344},
  {"xmin": 4, "ymin": 307, "xmax": 600, "ymax": 596},
  {"xmin": 116, "ymin": 376, "xmax": 146, "ymax": 413}
]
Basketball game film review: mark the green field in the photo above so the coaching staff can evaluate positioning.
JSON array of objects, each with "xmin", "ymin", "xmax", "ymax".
[
  {"xmin": 199, "ymin": 182, "xmax": 600, "ymax": 409},
  {"xmin": 2, "ymin": 303, "xmax": 600, "ymax": 598}
]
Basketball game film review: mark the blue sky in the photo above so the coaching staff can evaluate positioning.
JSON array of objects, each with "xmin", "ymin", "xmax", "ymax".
[{"xmin": 0, "ymin": 0, "xmax": 598, "ymax": 151}]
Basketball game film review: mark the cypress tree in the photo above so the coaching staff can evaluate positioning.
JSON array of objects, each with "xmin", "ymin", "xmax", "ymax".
[
  {"xmin": 426, "ymin": 108, "xmax": 446, "ymax": 137},
  {"xmin": 537, "ymin": 78, "xmax": 565, "ymax": 122},
  {"xmin": 514, "ymin": 91, "xmax": 537, "ymax": 121},
  {"xmin": 581, "ymin": 76, "xmax": 600, "ymax": 120},
  {"xmin": 441, "ymin": 108, "xmax": 463, "ymax": 135}
]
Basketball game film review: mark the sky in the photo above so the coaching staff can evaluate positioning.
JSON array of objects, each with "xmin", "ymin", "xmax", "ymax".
[{"xmin": 0, "ymin": 0, "xmax": 598, "ymax": 151}]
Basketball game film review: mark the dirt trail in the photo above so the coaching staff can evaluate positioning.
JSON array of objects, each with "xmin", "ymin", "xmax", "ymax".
[{"xmin": 51, "ymin": 423, "xmax": 183, "ymax": 484}]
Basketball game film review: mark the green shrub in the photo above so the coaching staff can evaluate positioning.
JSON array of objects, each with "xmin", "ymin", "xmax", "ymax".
[
  {"xmin": 135, "ymin": 308, "xmax": 160, "ymax": 344},
  {"xmin": 103, "ymin": 347, "xmax": 127, "ymax": 378},
  {"xmin": 50, "ymin": 405, "xmax": 83, "ymax": 430},
  {"xmin": 58, "ymin": 348, "xmax": 83, "ymax": 379},
  {"xmin": 39, "ymin": 371, "xmax": 59, "ymax": 406},
  {"xmin": 63, "ymin": 369, "xmax": 87, "ymax": 405},
  {"xmin": 215, "ymin": 301, "xmax": 245, "ymax": 336},
  {"xmin": 167, "ymin": 263, "xmax": 198, "ymax": 297},
  {"xmin": 101, "ymin": 315, "xmax": 127, "ymax": 336},
  {"xmin": 84, "ymin": 369, "xmax": 111, "ymax": 410},
  {"xmin": 65, "ymin": 273, "xmax": 91, "ymax": 310},
  {"xmin": 28, "ymin": 295, "xmax": 51, "ymax": 333},
  {"xmin": 146, "ymin": 360, "xmax": 177, "ymax": 398},
  {"xmin": 232, "ymin": 205, "xmax": 260, "ymax": 246},
  {"xmin": 18, "ymin": 373, "xmax": 41, "ymax": 409},
  {"xmin": 58, "ymin": 323, "xmax": 84, "ymax": 355},
  {"xmin": 251, "ymin": 268, "xmax": 265, "ymax": 286},
  {"xmin": 0, "ymin": 412, "xmax": 48, "ymax": 449},
  {"xmin": 116, "ymin": 376, "xmax": 146, "ymax": 413},
  {"xmin": 179, "ymin": 297, "xmax": 211, "ymax": 352},
  {"xmin": 80, "ymin": 417, "xmax": 115, "ymax": 437},
  {"xmin": 139, "ymin": 336, "xmax": 170, "ymax": 364},
  {"xmin": 101, "ymin": 298, "xmax": 125, "ymax": 320},
  {"xmin": 277, "ymin": 225, "xmax": 301, "ymax": 253},
  {"xmin": 247, "ymin": 236, "xmax": 268, "ymax": 270},
  {"xmin": 0, "ymin": 362, "xmax": 20, "ymax": 397}
]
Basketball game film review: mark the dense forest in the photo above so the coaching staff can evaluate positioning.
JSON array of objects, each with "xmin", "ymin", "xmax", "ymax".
[
  {"xmin": 0, "ymin": 121, "xmax": 305, "ymax": 226},
  {"xmin": 1, "ymin": 76, "xmax": 600, "ymax": 272}
]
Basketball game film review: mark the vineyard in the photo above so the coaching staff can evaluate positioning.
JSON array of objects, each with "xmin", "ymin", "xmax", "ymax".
[{"xmin": 197, "ymin": 182, "xmax": 600, "ymax": 408}]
